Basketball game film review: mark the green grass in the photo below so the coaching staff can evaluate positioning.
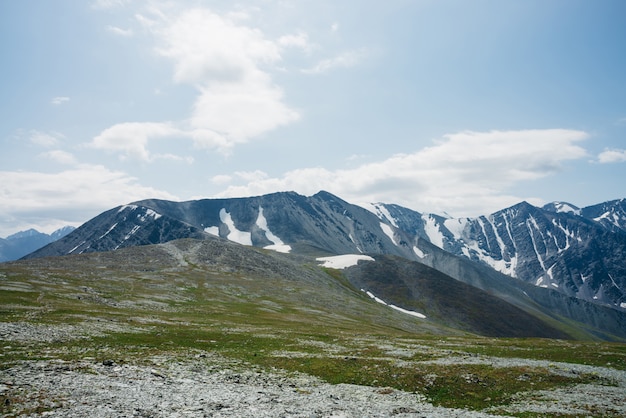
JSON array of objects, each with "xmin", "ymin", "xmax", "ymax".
[
  {"xmin": 1, "ymin": 244, "xmax": 625, "ymax": 414},
  {"xmin": 455, "ymin": 337, "xmax": 626, "ymax": 370}
]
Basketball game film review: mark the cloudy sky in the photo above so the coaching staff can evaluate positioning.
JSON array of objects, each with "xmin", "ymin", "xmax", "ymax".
[{"xmin": 1, "ymin": 0, "xmax": 625, "ymax": 236}]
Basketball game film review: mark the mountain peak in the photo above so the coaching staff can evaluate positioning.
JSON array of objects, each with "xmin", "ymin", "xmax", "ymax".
[
  {"xmin": 542, "ymin": 201, "xmax": 581, "ymax": 215},
  {"xmin": 312, "ymin": 190, "xmax": 343, "ymax": 201},
  {"xmin": 6, "ymin": 228, "xmax": 45, "ymax": 240}
]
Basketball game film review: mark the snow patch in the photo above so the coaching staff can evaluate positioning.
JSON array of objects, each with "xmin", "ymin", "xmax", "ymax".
[
  {"xmin": 204, "ymin": 226, "xmax": 219, "ymax": 236},
  {"xmin": 219, "ymin": 209, "xmax": 252, "ymax": 246},
  {"xmin": 139, "ymin": 208, "xmax": 161, "ymax": 222},
  {"xmin": 68, "ymin": 241, "xmax": 86, "ymax": 254},
  {"xmin": 379, "ymin": 223, "xmax": 397, "ymax": 246},
  {"xmin": 443, "ymin": 218, "xmax": 467, "ymax": 241},
  {"xmin": 362, "ymin": 203, "xmax": 398, "ymax": 227},
  {"xmin": 362, "ymin": 289, "xmax": 426, "ymax": 319},
  {"xmin": 256, "ymin": 206, "xmax": 291, "ymax": 253},
  {"xmin": 316, "ymin": 254, "xmax": 374, "ymax": 269},
  {"xmin": 422, "ymin": 214, "xmax": 445, "ymax": 249},
  {"xmin": 348, "ymin": 234, "xmax": 363, "ymax": 253},
  {"xmin": 98, "ymin": 223, "xmax": 118, "ymax": 240},
  {"xmin": 124, "ymin": 225, "xmax": 141, "ymax": 240},
  {"xmin": 553, "ymin": 202, "xmax": 581, "ymax": 215},
  {"xmin": 413, "ymin": 246, "xmax": 426, "ymax": 258},
  {"xmin": 620, "ymin": 302, "xmax": 626, "ymax": 309},
  {"xmin": 118, "ymin": 204, "xmax": 138, "ymax": 213},
  {"xmin": 465, "ymin": 239, "xmax": 518, "ymax": 278}
]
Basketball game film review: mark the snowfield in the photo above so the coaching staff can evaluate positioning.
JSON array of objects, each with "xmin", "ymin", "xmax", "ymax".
[{"xmin": 316, "ymin": 254, "xmax": 375, "ymax": 269}]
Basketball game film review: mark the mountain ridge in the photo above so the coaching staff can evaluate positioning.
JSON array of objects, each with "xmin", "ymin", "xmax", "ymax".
[{"xmin": 20, "ymin": 191, "xmax": 626, "ymax": 333}]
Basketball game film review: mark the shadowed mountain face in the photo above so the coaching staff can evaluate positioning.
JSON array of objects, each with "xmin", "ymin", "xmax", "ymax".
[
  {"xmin": 342, "ymin": 255, "xmax": 571, "ymax": 338},
  {"xmin": 20, "ymin": 191, "xmax": 626, "ymax": 341}
]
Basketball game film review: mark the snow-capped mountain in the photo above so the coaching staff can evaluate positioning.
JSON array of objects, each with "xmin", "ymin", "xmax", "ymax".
[
  {"xmin": 580, "ymin": 198, "xmax": 626, "ymax": 233},
  {"xmin": 0, "ymin": 226, "xmax": 76, "ymax": 262},
  {"xmin": 368, "ymin": 200, "xmax": 626, "ymax": 311},
  {"xmin": 542, "ymin": 201, "xmax": 581, "ymax": 215},
  {"xmin": 24, "ymin": 192, "xmax": 626, "ymax": 313}
]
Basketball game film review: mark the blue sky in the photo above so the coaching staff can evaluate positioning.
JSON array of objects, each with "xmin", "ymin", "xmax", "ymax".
[{"xmin": 1, "ymin": 0, "xmax": 625, "ymax": 236}]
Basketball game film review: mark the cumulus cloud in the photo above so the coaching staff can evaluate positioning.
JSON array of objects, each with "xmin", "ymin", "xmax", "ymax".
[
  {"xmin": 0, "ymin": 165, "xmax": 178, "ymax": 236},
  {"xmin": 89, "ymin": 122, "xmax": 182, "ymax": 161},
  {"xmin": 158, "ymin": 9, "xmax": 298, "ymax": 147},
  {"xmin": 94, "ymin": 7, "xmax": 300, "ymax": 160},
  {"xmin": 597, "ymin": 148, "xmax": 626, "ymax": 163},
  {"xmin": 215, "ymin": 129, "xmax": 589, "ymax": 216}
]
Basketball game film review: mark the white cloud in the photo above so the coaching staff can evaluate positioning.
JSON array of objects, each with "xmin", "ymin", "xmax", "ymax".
[
  {"xmin": 302, "ymin": 48, "xmax": 368, "ymax": 74},
  {"xmin": 597, "ymin": 148, "xmax": 626, "ymax": 163},
  {"xmin": 0, "ymin": 165, "xmax": 178, "ymax": 237},
  {"xmin": 153, "ymin": 9, "xmax": 282, "ymax": 84},
  {"xmin": 40, "ymin": 150, "xmax": 77, "ymax": 165},
  {"xmin": 89, "ymin": 122, "xmax": 182, "ymax": 161},
  {"xmin": 156, "ymin": 8, "xmax": 299, "ymax": 146},
  {"xmin": 106, "ymin": 25, "xmax": 134, "ymax": 37},
  {"xmin": 215, "ymin": 129, "xmax": 589, "ymax": 216},
  {"xmin": 51, "ymin": 96, "xmax": 70, "ymax": 105},
  {"xmin": 29, "ymin": 130, "xmax": 64, "ymax": 147},
  {"xmin": 92, "ymin": 7, "xmax": 300, "ymax": 160},
  {"xmin": 189, "ymin": 76, "xmax": 298, "ymax": 148}
]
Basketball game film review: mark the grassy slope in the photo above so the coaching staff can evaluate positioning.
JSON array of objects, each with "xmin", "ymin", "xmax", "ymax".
[{"xmin": 1, "ymin": 238, "xmax": 625, "ymax": 416}]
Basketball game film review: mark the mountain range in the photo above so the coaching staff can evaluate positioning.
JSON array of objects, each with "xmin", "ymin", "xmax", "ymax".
[
  {"xmin": 20, "ymin": 191, "xmax": 626, "ymax": 340},
  {"xmin": 0, "ymin": 226, "xmax": 75, "ymax": 262}
]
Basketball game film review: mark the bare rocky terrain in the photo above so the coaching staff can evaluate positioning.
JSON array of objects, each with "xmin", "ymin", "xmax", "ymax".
[
  {"xmin": 2, "ymin": 320, "xmax": 625, "ymax": 417},
  {"xmin": 2, "ymin": 239, "xmax": 626, "ymax": 417}
]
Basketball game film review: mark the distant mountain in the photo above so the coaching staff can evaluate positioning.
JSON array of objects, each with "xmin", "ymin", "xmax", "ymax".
[
  {"xmin": 368, "ymin": 200, "xmax": 626, "ymax": 311},
  {"xmin": 0, "ymin": 226, "xmax": 75, "ymax": 262}
]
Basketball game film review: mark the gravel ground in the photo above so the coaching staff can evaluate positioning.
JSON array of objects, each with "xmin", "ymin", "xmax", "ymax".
[
  {"xmin": 1, "ymin": 357, "xmax": 506, "ymax": 418},
  {"xmin": 425, "ymin": 355, "xmax": 626, "ymax": 416},
  {"xmin": 1, "ymin": 321, "xmax": 625, "ymax": 417}
]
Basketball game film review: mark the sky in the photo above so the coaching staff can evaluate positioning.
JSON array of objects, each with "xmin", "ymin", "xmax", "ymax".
[{"xmin": 1, "ymin": 0, "xmax": 626, "ymax": 237}]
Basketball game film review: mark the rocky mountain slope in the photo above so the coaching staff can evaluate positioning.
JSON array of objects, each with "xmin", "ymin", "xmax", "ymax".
[
  {"xmin": 369, "ymin": 198, "xmax": 626, "ymax": 311},
  {"xmin": 21, "ymin": 191, "xmax": 626, "ymax": 341},
  {"xmin": 25, "ymin": 191, "xmax": 625, "ymax": 313}
]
